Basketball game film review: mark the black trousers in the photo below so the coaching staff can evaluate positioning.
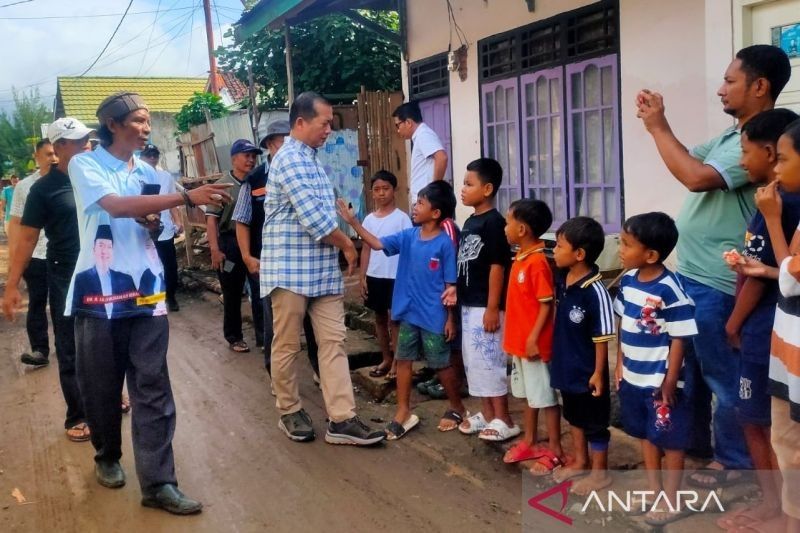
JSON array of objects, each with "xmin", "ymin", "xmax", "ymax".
[
  {"xmin": 262, "ymin": 295, "xmax": 319, "ymax": 374},
  {"xmin": 48, "ymin": 259, "xmax": 85, "ymax": 428},
  {"xmin": 74, "ymin": 315, "xmax": 177, "ymax": 492},
  {"xmin": 155, "ymin": 237, "xmax": 178, "ymax": 303},
  {"xmin": 217, "ymin": 232, "xmax": 264, "ymax": 345},
  {"xmin": 22, "ymin": 257, "xmax": 49, "ymax": 356}
]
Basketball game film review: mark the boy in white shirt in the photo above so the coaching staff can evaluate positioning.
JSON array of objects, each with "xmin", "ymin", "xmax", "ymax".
[{"xmin": 361, "ymin": 171, "xmax": 412, "ymax": 379}]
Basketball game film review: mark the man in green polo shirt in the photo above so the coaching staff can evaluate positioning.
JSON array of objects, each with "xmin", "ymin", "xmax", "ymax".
[{"xmin": 636, "ymin": 45, "xmax": 791, "ymax": 487}]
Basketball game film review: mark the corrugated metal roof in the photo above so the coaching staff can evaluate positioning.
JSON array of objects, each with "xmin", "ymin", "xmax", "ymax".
[{"xmin": 56, "ymin": 76, "xmax": 207, "ymax": 124}]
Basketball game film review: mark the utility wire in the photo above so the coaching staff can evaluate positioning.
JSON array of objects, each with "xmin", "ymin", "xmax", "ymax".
[
  {"xmin": 0, "ymin": 0, "xmax": 33, "ymax": 8},
  {"xmin": 0, "ymin": 6, "xmax": 194, "ymax": 20},
  {"xmin": 78, "ymin": 0, "xmax": 135, "ymax": 77},
  {"xmin": 138, "ymin": 0, "xmax": 165, "ymax": 75}
]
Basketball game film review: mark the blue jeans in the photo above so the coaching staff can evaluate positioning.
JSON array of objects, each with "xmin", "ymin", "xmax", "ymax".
[{"xmin": 677, "ymin": 273, "xmax": 751, "ymax": 469}]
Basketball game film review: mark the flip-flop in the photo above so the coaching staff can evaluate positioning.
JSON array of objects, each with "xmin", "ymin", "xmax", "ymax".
[
  {"xmin": 503, "ymin": 442, "xmax": 548, "ymax": 464},
  {"xmin": 687, "ymin": 468, "xmax": 742, "ymax": 489},
  {"xmin": 229, "ymin": 340, "xmax": 251, "ymax": 353},
  {"xmin": 66, "ymin": 422, "xmax": 91, "ymax": 442},
  {"xmin": 386, "ymin": 414, "xmax": 420, "ymax": 441},
  {"xmin": 478, "ymin": 418, "xmax": 521, "ymax": 442},
  {"xmin": 369, "ymin": 366, "xmax": 390, "ymax": 378},
  {"xmin": 437, "ymin": 409, "xmax": 465, "ymax": 432},
  {"xmin": 716, "ymin": 506, "xmax": 759, "ymax": 530},
  {"xmin": 529, "ymin": 449, "xmax": 565, "ymax": 476},
  {"xmin": 459, "ymin": 412, "xmax": 488, "ymax": 435}
]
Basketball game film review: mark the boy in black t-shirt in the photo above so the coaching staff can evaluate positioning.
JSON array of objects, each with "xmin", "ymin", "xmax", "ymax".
[
  {"xmin": 550, "ymin": 217, "xmax": 615, "ymax": 495},
  {"xmin": 455, "ymin": 158, "xmax": 519, "ymax": 441}
]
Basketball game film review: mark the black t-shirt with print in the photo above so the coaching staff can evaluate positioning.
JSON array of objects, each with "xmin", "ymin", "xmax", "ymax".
[{"xmin": 456, "ymin": 208, "xmax": 512, "ymax": 309}]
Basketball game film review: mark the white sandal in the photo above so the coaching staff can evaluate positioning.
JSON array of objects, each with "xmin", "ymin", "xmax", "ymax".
[
  {"xmin": 478, "ymin": 418, "xmax": 521, "ymax": 442},
  {"xmin": 458, "ymin": 412, "xmax": 488, "ymax": 435}
]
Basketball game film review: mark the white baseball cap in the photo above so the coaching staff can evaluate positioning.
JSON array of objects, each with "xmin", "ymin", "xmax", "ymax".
[{"xmin": 47, "ymin": 117, "xmax": 93, "ymax": 143}]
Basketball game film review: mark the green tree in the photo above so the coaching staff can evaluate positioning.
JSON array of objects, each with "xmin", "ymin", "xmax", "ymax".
[
  {"xmin": 216, "ymin": 11, "xmax": 401, "ymax": 108},
  {"xmin": 174, "ymin": 92, "xmax": 229, "ymax": 133},
  {"xmin": 0, "ymin": 88, "xmax": 50, "ymax": 176}
]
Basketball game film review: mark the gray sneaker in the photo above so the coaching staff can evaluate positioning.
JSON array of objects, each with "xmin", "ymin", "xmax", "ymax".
[
  {"xmin": 278, "ymin": 409, "xmax": 315, "ymax": 442},
  {"xmin": 325, "ymin": 416, "xmax": 386, "ymax": 446}
]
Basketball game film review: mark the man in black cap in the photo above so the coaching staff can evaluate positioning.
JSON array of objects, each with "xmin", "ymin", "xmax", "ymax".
[
  {"xmin": 206, "ymin": 139, "xmax": 265, "ymax": 353},
  {"xmin": 140, "ymin": 144, "xmax": 181, "ymax": 311}
]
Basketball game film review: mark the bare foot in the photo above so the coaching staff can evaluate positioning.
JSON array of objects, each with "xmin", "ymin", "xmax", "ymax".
[
  {"xmin": 552, "ymin": 461, "xmax": 587, "ymax": 483},
  {"xmin": 571, "ymin": 472, "xmax": 612, "ymax": 496}
]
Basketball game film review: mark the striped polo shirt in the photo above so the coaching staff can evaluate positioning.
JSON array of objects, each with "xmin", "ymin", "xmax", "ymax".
[
  {"xmin": 770, "ymin": 255, "xmax": 800, "ymax": 422},
  {"xmin": 613, "ymin": 268, "xmax": 698, "ymax": 389}
]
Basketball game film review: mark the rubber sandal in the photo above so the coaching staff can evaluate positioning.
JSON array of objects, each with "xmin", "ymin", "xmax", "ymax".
[
  {"xmin": 478, "ymin": 419, "xmax": 521, "ymax": 442},
  {"xmin": 644, "ymin": 508, "xmax": 693, "ymax": 526},
  {"xmin": 66, "ymin": 422, "xmax": 91, "ymax": 442},
  {"xmin": 459, "ymin": 412, "xmax": 488, "ymax": 435},
  {"xmin": 368, "ymin": 366, "xmax": 390, "ymax": 378},
  {"xmin": 529, "ymin": 449, "xmax": 565, "ymax": 476},
  {"xmin": 686, "ymin": 468, "xmax": 742, "ymax": 489},
  {"xmin": 437, "ymin": 409, "xmax": 465, "ymax": 432},
  {"xmin": 229, "ymin": 340, "xmax": 251, "ymax": 353},
  {"xmin": 717, "ymin": 506, "xmax": 759, "ymax": 530},
  {"xmin": 386, "ymin": 414, "xmax": 419, "ymax": 441},
  {"xmin": 503, "ymin": 442, "xmax": 548, "ymax": 464}
]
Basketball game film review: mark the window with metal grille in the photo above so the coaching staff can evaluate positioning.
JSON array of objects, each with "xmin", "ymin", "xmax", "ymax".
[
  {"xmin": 521, "ymin": 23, "xmax": 561, "ymax": 70},
  {"xmin": 409, "ymin": 54, "xmax": 449, "ymax": 100},
  {"xmin": 480, "ymin": 33, "xmax": 517, "ymax": 80},
  {"xmin": 565, "ymin": 4, "xmax": 616, "ymax": 59}
]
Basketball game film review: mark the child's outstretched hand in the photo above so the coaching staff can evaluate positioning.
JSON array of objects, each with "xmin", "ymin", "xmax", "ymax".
[
  {"xmin": 734, "ymin": 256, "xmax": 778, "ymax": 279},
  {"xmin": 588, "ymin": 372, "xmax": 604, "ymax": 397},
  {"xmin": 755, "ymin": 180, "xmax": 782, "ymax": 220},
  {"xmin": 336, "ymin": 198, "xmax": 357, "ymax": 225}
]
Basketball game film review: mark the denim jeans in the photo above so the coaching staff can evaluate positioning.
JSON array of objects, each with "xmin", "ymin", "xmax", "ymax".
[{"xmin": 677, "ymin": 273, "xmax": 751, "ymax": 469}]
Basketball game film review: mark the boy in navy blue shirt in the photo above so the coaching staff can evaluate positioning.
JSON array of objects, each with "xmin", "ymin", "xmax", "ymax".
[
  {"xmin": 613, "ymin": 212, "xmax": 698, "ymax": 527},
  {"xmin": 338, "ymin": 181, "xmax": 465, "ymax": 439},
  {"xmin": 550, "ymin": 217, "xmax": 615, "ymax": 495},
  {"xmin": 719, "ymin": 108, "xmax": 800, "ymax": 530}
]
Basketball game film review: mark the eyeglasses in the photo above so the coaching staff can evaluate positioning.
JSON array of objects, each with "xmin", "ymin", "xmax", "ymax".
[{"xmin": 394, "ymin": 120, "xmax": 404, "ymax": 129}]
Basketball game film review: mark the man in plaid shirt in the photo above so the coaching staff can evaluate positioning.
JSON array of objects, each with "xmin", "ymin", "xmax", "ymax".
[{"xmin": 262, "ymin": 92, "xmax": 385, "ymax": 446}]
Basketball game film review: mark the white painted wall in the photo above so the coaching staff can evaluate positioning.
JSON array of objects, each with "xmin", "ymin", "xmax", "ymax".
[{"xmin": 402, "ymin": 0, "xmax": 737, "ymax": 226}]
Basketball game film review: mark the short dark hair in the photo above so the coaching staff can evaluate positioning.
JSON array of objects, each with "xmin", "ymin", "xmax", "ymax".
[
  {"xmin": 466, "ymin": 158, "xmax": 503, "ymax": 198},
  {"xmin": 622, "ymin": 212, "xmax": 678, "ymax": 262},
  {"xmin": 556, "ymin": 217, "xmax": 606, "ymax": 265},
  {"xmin": 742, "ymin": 108, "xmax": 800, "ymax": 145},
  {"xmin": 418, "ymin": 180, "xmax": 456, "ymax": 222},
  {"xmin": 289, "ymin": 91, "xmax": 331, "ymax": 128},
  {"xmin": 392, "ymin": 101, "xmax": 423, "ymax": 123},
  {"xmin": 370, "ymin": 170, "xmax": 397, "ymax": 188},
  {"xmin": 735, "ymin": 45, "xmax": 792, "ymax": 102},
  {"xmin": 509, "ymin": 199, "xmax": 552, "ymax": 238},
  {"xmin": 783, "ymin": 119, "xmax": 800, "ymax": 156},
  {"xmin": 35, "ymin": 139, "xmax": 51, "ymax": 151}
]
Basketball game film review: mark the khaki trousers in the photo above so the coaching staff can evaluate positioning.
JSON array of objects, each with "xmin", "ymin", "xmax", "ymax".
[{"xmin": 270, "ymin": 288, "xmax": 355, "ymax": 422}]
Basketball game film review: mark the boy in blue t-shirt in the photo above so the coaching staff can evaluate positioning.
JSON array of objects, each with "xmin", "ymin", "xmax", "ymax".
[
  {"xmin": 720, "ymin": 108, "xmax": 800, "ymax": 530},
  {"xmin": 338, "ymin": 181, "xmax": 465, "ymax": 440},
  {"xmin": 550, "ymin": 216, "xmax": 615, "ymax": 495},
  {"xmin": 613, "ymin": 212, "xmax": 698, "ymax": 527}
]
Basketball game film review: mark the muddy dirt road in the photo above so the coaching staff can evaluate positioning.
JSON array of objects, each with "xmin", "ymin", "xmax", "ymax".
[{"xmin": 0, "ymin": 289, "xmax": 523, "ymax": 533}]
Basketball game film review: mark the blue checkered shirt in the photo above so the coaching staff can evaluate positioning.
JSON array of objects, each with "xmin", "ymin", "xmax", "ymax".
[{"xmin": 259, "ymin": 136, "xmax": 341, "ymax": 298}]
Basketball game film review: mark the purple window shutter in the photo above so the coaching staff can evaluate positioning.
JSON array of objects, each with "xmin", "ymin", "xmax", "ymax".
[
  {"xmin": 520, "ymin": 67, "xmax": 567, "ymax": 226},
  {"xmin": 566, "ymin": 54, "xmax": 621, "ymax": 232},
  {"xmin": 420, "ymin": 96, "xmax": 453, "ymax": 183},
  {"xmin": 481, "ymin": 78, "xmax": 521, "ymax": 214}
]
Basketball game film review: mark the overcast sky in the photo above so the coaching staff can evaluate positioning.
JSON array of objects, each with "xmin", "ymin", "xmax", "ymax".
[{"xmin": 0, "ymin": 0, "xmax": 246, "ymax": 115}]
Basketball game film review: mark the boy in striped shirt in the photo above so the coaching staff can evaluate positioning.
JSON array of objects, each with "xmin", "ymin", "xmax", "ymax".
[{"xmin": 613, "ymin": 212, "xmax": 698, "ymax": 526}]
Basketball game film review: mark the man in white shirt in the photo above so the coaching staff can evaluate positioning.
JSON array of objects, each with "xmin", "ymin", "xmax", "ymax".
[
  {"xmin": 392, "ymin": 101, "xmax": 448, "ymax": 206},
  {"xmin": 8, "ymin": 139, "xmax": 58, "ymax": 366}
]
